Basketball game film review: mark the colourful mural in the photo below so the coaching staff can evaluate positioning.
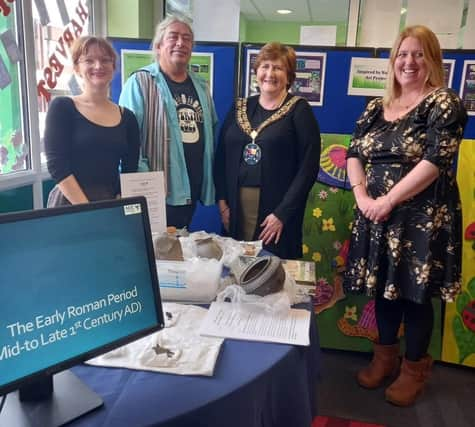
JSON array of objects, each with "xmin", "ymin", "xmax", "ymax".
[
  {"xmin": 302, "ymin": 134, "xmax": 354, "ymax": 315},
  {"xmin": 442, "ymin": 139, "xmax": 475, "ymax": 367}
]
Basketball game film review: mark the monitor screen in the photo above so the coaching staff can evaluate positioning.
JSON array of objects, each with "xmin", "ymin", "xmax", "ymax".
[{"xmin": 0, "ymin": 197, "xmax": 164, "ymax": 425}]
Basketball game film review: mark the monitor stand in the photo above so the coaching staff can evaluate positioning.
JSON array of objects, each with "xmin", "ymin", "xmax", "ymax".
[{"xmin": 0, "ymin": 370, "xmax": 103, "ymax": 427}]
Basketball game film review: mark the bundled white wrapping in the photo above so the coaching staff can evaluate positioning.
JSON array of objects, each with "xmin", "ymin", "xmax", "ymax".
[
  {"xmin": 87, "ymin": 303, "xmax": 224, "ymax": 376},
  {"xmin": 215, "ymin": 271, "xmax": 309, "ymax": 315},
  {"xmin": 179, "ymin": 231, "xmax": 262, "ymax": 268},
  {"xmin": 156, "ymin": 258, "xmax": 223, "ymax": 303}
]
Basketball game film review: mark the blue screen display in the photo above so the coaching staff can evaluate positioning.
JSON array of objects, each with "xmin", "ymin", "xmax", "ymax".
[{"xmin": 0, "ymin": 200, "xmax": 162, "ymax": 390}]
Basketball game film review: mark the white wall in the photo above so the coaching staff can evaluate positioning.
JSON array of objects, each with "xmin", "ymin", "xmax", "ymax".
[
  {"xmin": 358, "ymin": 0, "xmax": 402, "ymax": 47},
  {"xmin": 357, "ymin": 0, "xmax": 468, "ymax": 49},
  {"xmin": 406, "ymin": 0, "xmax": 464, "ymax": 48},
  {"xmin": 463, "ymin": 0, "xmax": 475, "ymax": 48},
  {"xmin": 193, "ymin": 0, "xmax": 240, "ymax": 42}
]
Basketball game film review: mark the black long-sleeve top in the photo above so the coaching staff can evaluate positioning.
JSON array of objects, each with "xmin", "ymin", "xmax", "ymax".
[{"xmin": 44, "ymin": 96, "xmax": 140, "ymax": 201}]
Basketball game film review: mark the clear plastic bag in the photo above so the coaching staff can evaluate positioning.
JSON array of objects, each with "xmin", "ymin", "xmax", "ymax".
[{"xmin": 215, "ymin": 271, "xmax": 309, "ymax": 315}]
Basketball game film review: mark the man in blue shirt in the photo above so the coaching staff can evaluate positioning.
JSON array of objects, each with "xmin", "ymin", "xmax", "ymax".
[{"xmin": 120, "ymin": 15, "xmax": 218, "ymax": 229}]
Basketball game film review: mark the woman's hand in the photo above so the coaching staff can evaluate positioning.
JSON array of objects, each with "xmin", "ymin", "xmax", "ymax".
[
  {"xmin": 58, "ymin": 175, "xmax": 89, "ymax": 204},
  {"xmin": 259, "ymin": 213, "xmax": 283, "ymax": 245},
  {"xmin": 361, "ymin": 195, "xmax": 393, "ymax": 223},
  {"xmin": 218, "ymin": 200, "xmax": 230, "ymax": 232},
  {"xmin": 355, "ymin": 194, "xmax": 374, "ymax": 215}
]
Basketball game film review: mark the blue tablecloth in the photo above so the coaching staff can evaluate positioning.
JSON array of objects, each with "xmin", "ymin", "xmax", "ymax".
[{"xmin": 69, "ymin": 305, "xmax": 320, "ymax": 427}]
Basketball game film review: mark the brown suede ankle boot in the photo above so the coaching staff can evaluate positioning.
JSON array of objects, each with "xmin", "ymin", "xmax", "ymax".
[
  {"xmin": 357, "ymin": 342, "xmax": 400, "ymax": 389},
  {"xmin": 385, "ymin": 355, "xmax": 433, "ymax": 406}
]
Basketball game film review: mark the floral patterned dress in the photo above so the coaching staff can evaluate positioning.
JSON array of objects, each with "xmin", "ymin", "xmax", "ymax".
[{"xmin": 344, "ymin": 88, "xmax": 467, "ymax": 304}]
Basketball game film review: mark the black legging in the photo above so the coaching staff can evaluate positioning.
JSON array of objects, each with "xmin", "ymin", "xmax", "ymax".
[{"xmin": 375, "ymin": 296, "xmax": 434, "ymax": 361}]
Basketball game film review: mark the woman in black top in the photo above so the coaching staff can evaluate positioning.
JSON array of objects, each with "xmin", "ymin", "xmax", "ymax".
[
  {"xmin": 45, "ymin": 36, "xmax": 140, "ymax": 206},
  {"xmin": 215, "ymin": 42, "xmax": 321, "ymax": 259}
]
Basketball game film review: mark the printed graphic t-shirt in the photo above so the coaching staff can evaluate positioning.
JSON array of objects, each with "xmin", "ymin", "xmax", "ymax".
[{"xmin": 165, "ymin": 74, "xmax": 204, "ymax": 204}]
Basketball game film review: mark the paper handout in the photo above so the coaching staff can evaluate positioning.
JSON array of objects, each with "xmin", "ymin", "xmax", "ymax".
[{"xmin": 199, "ymin": 302, "xmax": 310, "ymax": 346}]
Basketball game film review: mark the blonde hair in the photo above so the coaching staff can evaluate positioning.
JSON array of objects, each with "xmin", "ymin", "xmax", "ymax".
[
  {"xmin": 71, "ymin": 36, "xmax": 117, "ymax": 70},
  {"xmin": 253, "ymin": 42, "xmax": 297, "ymax": 89},
  {"xmin": 384, "ymin": 25, "xmax": 444, "ymax": 106}
]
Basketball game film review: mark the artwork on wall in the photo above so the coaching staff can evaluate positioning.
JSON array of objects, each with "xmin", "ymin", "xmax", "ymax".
[
  {"xmin": 443, "ymin": 58, "xmax": 455, "ymax": 88},
  {"xmin": 302, "ymin": 133, "xmax": 354, "ymax": 316},
  {"xmin": 120, "ymin": 49, "xmax": 214, "ymax": 95},
  {"xmin": 442, "ymin": 139, "xmax": 475, "ymax": 367},
  {"xmin": 316, "ymin": 134, "xmax": 351, "ymax": 190},
  {"xmin": 459, "ymin": 60, "xmax": 475, "ymax": 115},
  {"xmin": 244, "ymin": 49, "xmax": 326, "ymax": 106},
  {"xmin": 347, "ymin": 57, "xmax": 388, "ymax": 97}
]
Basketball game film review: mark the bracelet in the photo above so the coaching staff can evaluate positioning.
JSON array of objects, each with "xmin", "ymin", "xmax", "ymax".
[{"xmin": 351, "ymin": 182, "xmax": 363, "ymax": 190}]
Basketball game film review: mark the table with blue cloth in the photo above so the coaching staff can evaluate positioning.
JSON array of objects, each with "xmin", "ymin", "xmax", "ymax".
[{"xmin": 68, "ymin": 304, "xmax": 320, "ymax": 427}]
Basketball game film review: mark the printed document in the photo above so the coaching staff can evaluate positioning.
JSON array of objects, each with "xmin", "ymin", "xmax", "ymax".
[
  {"xmin": 120, "ymin": 171, "xmax": 166, "ymax": 234},
  {"xmin": 199, "ymin": 302, "xmax": 310, "ymax": 346}
]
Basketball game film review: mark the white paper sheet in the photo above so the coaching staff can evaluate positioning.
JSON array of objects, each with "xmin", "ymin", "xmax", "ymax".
[
  {"xmin": 199, "ymin": 302, "xmax": 311, "ymax": 346},
  {"xmin": 120, "ymin": 171, "xmax": 166, "ymax": 234}
]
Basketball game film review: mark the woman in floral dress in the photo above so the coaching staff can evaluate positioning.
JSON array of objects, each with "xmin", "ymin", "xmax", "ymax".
[{"xmin": 344, "ymin": 25, "xmax": 467, "ymax": 406}]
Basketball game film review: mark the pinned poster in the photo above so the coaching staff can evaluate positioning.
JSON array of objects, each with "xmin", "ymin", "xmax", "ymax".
[
  {"xmin": 443, "ymin": 59, "xmax": 455, "ymax": 88},
  {"xmin": 347, "ymin": 57, "xmax": 388, "ymax": 97},
  {"xmin": 121, "ymin": 49, "xmax": 214, "ymax": 95},
  {"xmin": 245, "ymin": 49, "xmax": 326, "ymax": 106},
  {"xmin": 459, "ymin": 60, "xmax": 475, "ymax": 116}
]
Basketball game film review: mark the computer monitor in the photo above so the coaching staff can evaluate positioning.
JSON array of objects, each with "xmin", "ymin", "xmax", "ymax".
[{"xmin": 0, "ymin": 197, "xmax": 164, "ymax": 426}]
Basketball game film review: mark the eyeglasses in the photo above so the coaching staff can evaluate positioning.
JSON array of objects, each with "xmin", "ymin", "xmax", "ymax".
[{"xmin": 78, "ymin": 57, "xmax": 115, "ymax": 66}]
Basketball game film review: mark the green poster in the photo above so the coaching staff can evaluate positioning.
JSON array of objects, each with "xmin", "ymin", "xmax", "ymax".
[
  {"xmin": 188, "ymin": 53, "xmax": 213, "ymax": 94},
  {"xmin": 121, "ymin": 50, "xmax": 214, "ymax": 94},
  {"xmin": 121, "ymin": 50, "xmax": 154, "ymax": 86}
]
